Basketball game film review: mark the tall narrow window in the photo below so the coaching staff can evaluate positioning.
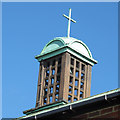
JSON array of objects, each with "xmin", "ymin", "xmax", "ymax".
[
  {"xmin": 56, "ymin": 76, "xmax": 60, "ymax": 83},
  {"xmin": 44, "ymin": 88, "xmax": 47, "ymax": 96},
  {"xmin": 82, "ymin": 64, "xmax": 85, "ymax": 71},
  {"xmin": 76, "ymin": 61, "xmax": 79, "ymax": 68},
  {"xmin": 49, "ymin": 96, "xmax": 53, "ymax": 103},
  {"xmin": 71, "ymin": 58, "xmax": 74, "ymax": 65},
  {"xmin": 81, "ymin": 73, "xmax": 84, "ymax": 81},
  {"xmin": 69, "ymin": 86, "xmax": 72, "ymax": 93},
  {"xmin": 70, "ymin": 67, "xmax": 74, "ymax": 74},
  {"xmin": 56, "ymin": 85, "xmax": 59, "ymax": 92},
  {"xmin": 46, "ymin": 70, "xmax": 49, "ymax": 77},
  {"xmin": 80, "ymin": 91, "xmax": 83, "ymax": 98},
  {"xmin": 44, "ymin": 97, "xmax": 47, "ymax": 105},
  {"xmin": 50, "ymin": 87, "xmax": 53, "ymax": 94},
  {"xmin": 74, "ymin": 89, "xmax": 78, "ymax": 96},
  {"xmin": 68, "ymin": 95, "xmax": 72, "ymax": 102},
  {"xmin": 58, "ymin": 58, "xmax": 61, "ymax": 65},
  {"xmin": 57, "ymin": 66, "xmax": 61, "ymax": 74},
  {"xmin": 69, "ymin": 76, "xmax": 73, "ymax": 84},
  {"xmin": 55, "ymin": 94, "xmax": 59, "ymax": 101},
  {"xmin": 80, "ymin": 82, "xmax": 84, "ymax": 90},
  {"xmin": 45, "ymin": 79, "xmax": 48, "ymax": 86},
  {"xmin": 52, "ymin": 68, "xmax": 55, "ymax": 75},
  {"xmin": 75, "ymin": 79, "xmax": 78, "ymax": 87},
  {"xmin": 47, "ymin": 62, "xmax": 50, "ymax": 68},
  {"xmin": 75, "ymin": 70, "xmax": 79, "ymax": 78},
  {"xmin": 51, "ymin": 77, "xmax": 54, "ymax": 85}
]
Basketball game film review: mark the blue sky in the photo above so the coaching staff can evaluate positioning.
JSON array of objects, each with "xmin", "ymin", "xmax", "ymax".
[{"xmin": 2, "ymin": 2, "xmax": 118, "ymax": 118}]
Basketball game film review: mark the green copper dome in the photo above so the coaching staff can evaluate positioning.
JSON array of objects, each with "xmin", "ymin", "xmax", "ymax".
[{"xmin": 35, "ymin": 37, "xmax": 97, "ymax": 66}]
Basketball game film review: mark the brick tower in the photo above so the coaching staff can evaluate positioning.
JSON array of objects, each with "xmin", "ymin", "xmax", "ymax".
[{"xmin": 35, "ymin": 37, "xmax": 97, "ymax": 107}]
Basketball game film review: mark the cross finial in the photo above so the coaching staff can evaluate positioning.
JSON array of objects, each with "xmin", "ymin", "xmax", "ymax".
[{"xmin": 63, "ymin": 8, "xmax": 76, "ymax": 38}]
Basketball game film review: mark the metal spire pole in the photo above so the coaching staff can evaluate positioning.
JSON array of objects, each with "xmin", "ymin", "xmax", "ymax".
[
  {"xmin": 67, "ymin": 8, "xmax": 71, "ymax": 38},
  {"xmin": 63, "ymin": 8, "xmax": 76, "ymax": 38}
]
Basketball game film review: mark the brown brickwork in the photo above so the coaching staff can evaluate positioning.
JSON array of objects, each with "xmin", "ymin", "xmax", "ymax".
[
  {"xmin": 35, "ymin": 52, "xmax": 92, "ymax": 107},
  {"xmin": 114, "ymin": 105, "xmax": 120, "ymax": 111},
  {"xmin": 72, "ymin": 104, "xmax": 120, "ymax": 119},
  {"xmin": 101, "ymin": 107, "xmax": 113, "ymax": 114},
  {"xmin": 71, "ymin": 114, "xmax": 88, "ymax": 120},
  {"xmin": 89, "ymin": 111, "xmax": 100, "ymax": 117}
]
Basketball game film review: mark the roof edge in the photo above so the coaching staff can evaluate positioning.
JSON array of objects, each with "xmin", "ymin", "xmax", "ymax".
[{"xmin": 15, "ymin": 88, "xmax": 120, "ymax": 120}]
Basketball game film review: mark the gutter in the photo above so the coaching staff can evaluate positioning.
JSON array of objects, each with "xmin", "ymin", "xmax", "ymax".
[{"xmin": 18, "ymin": 88, "xmax": 120, "ymax": 120}]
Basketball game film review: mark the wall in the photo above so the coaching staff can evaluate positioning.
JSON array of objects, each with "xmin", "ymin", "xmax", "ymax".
[{"xmin": 72, "ymin": 104, "xmax": 120, "ymax": 120}]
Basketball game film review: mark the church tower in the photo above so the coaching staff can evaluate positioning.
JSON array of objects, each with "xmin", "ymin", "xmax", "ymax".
[{"xmin": 35, "ymin": 9, "xmax": 97, "ymax": 107}]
